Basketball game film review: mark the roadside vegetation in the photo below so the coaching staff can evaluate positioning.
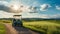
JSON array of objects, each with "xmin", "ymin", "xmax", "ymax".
[
  {"xmin": 0, "ymin": 19, "xmax": 60, "ymax": 34},
  {"xmin": 0, "ymin": 20, "xmax": 12, "ymax": 23},
  {"xmin": 0, "ymin": 20, "xmax": 11, "ymax": 34},
  {"xmin": 0, "ymin": 23, "xmax": 6, "ymax": 34},
  {"xmin": 23, "ymin": 20, "xmax": 60, "ymax": 34}
]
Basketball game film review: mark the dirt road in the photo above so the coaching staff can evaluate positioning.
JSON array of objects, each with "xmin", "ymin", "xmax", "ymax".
[{"xmin": 4, "ymin": 23, "xmax": 40, "ymax": 34}]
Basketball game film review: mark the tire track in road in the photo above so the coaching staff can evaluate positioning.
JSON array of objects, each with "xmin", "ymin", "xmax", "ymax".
[
  {"xmin": 4, "ymin": 23, "xmax": 40, "ymax": 34},
  {"xmin": 4, "ymin": 23, "xmax": 18, "ymax": 34}
]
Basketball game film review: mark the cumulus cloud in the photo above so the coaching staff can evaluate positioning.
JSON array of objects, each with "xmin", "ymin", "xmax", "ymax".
[
  {"xmin": 22, "ymin": 13, "xmax": 50, "ymax": 18},
  {"xmin": 0, "ymin": 5, "xmax": 11, "ymax": 12},
  {"xmin": 0, "ymin": 1, "xmax": 38, "ymax": 13},
  {"xmin": 0, "ymin": 1, "xmax": 9, "ymax": 6},
  {"xmin": 0, "ymin": 11, "xmax": 14, "ymax": 18},
  {"xmin": 52, "ymin": 14, "xmax": 60, "ymax": 18},
  {"xmin": 40, "ymin": 4, "xmax": 51, "ymax": 11},
  {"xmin": 56, "ymin": 6, "xmax": 60, "ymax": 10},
  {"xmin": 28, "ymin": 6, "xmax": 38, "ymax": 13},
  {"xmin": 0, "ymin": 1, "xmax": 23, "ymax": 13},
  {"xmin": 19, "ymin": 5, "xmax": 38, "ymax": 13},
  {"xmin": 39, "ymin": 14, "xmax": 49, "ymax": 18},
  {"xmin": 39, "ymin": 14, "xmax": 60, "ymax": 18},
  {"xmin": 0, "ymin": 1, "xmax": 12, "ymax": 13},
  {"xmin": 20, "ymin": 5, "xmax": 31, "ymax": 12},
  {"xmin": 0, "ymin": 1, "xmax": 59, "ymax": 18}
]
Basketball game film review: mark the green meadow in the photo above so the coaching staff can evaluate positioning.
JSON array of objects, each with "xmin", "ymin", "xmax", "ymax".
[
  {"xmin": 0, "ymin": 23, "xmax": 6, "ymax": 34},
  {"xmin": 23, "ymin": 20, "xmax": 60, "ymax": 34},
  {"xmin": 0, "ymin": 19, "xmax": 60, "ymax": 34},
  {"xmin": 0, "ymin": 20, "xmax": 10, "ymax": 34}
]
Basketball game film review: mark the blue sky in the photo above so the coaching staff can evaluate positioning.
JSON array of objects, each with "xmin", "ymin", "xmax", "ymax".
[{"xmin": 0, "ymin": 0, "xmax": 60, "ymax": 18}]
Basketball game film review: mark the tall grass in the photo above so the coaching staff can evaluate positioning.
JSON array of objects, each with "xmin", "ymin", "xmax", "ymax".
[
  {"xmin": 0, "ymin": 19, "xmax": 60, "ymax": 34},
  {"xmin": 0, "ymin": 23, "xmax": 6, "ymax": 34},
  {"xmin": 23, "ymin": 20, "xmax": 60, "ymax": 34},
  {"xmin": 0, "ymin": 20, "xmax": 12, "ymax": 23}
]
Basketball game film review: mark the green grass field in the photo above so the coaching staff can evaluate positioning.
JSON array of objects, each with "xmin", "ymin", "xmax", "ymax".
[
  {"xmin": 0, "ymin": 20, "xmax": 12, "ymax": 34},
  {"xmin": 23, "ymin": 20, "xmax": 60, "ymax": 34},
  {"xmin": 0, "ymin": 23, "xmax": 6, "ymax": 34},
  {"xmin": 0, "ymin": 19, "xmax": 60, "ymax": 34}
]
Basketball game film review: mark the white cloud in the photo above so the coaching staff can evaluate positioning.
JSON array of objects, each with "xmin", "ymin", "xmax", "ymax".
[
  {"xmin": 0, "ymin": 1, "xmax": 9, "ymax": 6},
  {"xmin": 0, "ymin": 10, "xmax": 60, "ymax": 18},
  {"xmin": 0, "ymin": 1, "xmax": 60, "ymax": 18},
  {"xmin": 0, "ymin": 11, "xmax": 14, "ymax": 18},
  {"xmin": 0, "ymin": 1, "xmax": 38, "ymax": 13},
  {"xmin": 56, "ymin": 6, "xmax": 60, "ymax": 10},
  {"xmin": 21, "ymin": 5, "xmax": 31, "ymax": 12},
  {"xmin": 22, "ymin": 13, "xmax": 50, "ymax": 18},
  {"xmin": 40, "ymin": 4, "xmax": 51, "ymax": 11},
  {"xmin": 39, "ymin": 14, "xmax": 49, "ymax": 18},
  {"xmin": 52, "ymin": 14, "xmax": 60, "ymax": 18},
  {"xmin": 22, "ymin": 13, "xmax": 39, "ymax": 18},
  {"xmin": 16, "ymin": 5, "xmax": 38, "ymax": 13},
  {"xmin": 39, "ymin": 14, "xmax": 60, "ymax": 18}
]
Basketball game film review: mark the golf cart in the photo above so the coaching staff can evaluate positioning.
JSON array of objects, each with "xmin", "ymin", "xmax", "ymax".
[{"xmin": 12, "ymin": 15, "xmax": 23, "ymax": 27}]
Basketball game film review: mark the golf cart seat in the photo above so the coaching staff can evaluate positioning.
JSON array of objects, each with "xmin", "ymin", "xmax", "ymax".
[{"xmin": 12, "ymin": 19, "xmax": 23, "ymax": 27}]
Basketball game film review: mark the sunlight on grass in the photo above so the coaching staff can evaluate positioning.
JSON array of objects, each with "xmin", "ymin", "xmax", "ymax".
[
  {"xmin": 23, "ymin": 21, "xmax": 60, "ymax": 34},
  {"xmin": 0, "ymin": 23, "xmax": 6, "ymax": 34},
  {"xmin": 0, "ymin": 19, "xmax": 60, "ymax": 34}
]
